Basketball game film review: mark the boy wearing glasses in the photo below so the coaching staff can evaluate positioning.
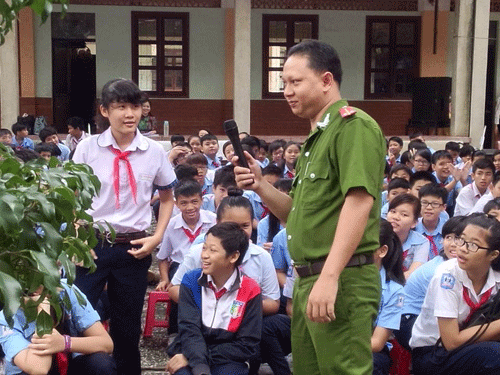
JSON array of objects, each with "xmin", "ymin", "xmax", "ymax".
[{"xmin": 415, "ymin": 184, "xmax": 449, "ymax": 260}]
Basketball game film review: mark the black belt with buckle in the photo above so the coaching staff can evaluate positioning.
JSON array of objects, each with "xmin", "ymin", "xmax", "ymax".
[
  {"xmin": 295, "ymin": 253, "xmax": 374, "ymax": 278},
  {"xmin": 95, "ymin": 229, "xmax": 148, "ymax": 244}
]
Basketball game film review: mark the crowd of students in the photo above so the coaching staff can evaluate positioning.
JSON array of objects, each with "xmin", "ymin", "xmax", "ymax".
[{"xmin": 3, "ymin": 79, "xmax": 500, "ymax": 375}]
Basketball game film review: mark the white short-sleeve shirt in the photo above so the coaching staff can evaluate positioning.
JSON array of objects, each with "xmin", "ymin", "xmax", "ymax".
[{"xmin": 72, "ymin": 128, "xmax": 176, "ymax": 232}]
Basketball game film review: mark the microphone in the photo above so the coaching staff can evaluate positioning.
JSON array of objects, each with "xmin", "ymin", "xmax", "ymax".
[{"xmin": 223, "ymin": 119, "xmax": 250, "ymax": 169}]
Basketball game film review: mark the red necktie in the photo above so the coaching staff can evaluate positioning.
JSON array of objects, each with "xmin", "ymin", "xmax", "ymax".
[
  {"xmin": 424, "ymin": 234, "xmax": 439, "ymax": 258},
  {"xmin": 208, "ymin": 281, "xmax": 227, "ymax": 300},
  {"xmin": 183, "ymin": 226, "xmax": 202, "ymax": 243},
  {"xmin": 462, "ymin": 286, "xmax": 494, "ymax": 325},
  {"xmin": 285, "ymin": 171, "xmax": 294, "ymax": 179},
  {"xmin": 213, "ymin": 159, "xmax": 220, "ymax": 168},
  {"xmin": 109, "ymin": 146, "xmax": 137, "ymax": 209},
  {"xmin": 402, "ymin": 250, "xmax": 409, "ymax": 271},
  {"xmin": 55, "ymin": 352, "xmax": 69, "ymax": 375},
  {"xmin": 260, "ymin": 202, "xmax": 269, "ymax": 219}
]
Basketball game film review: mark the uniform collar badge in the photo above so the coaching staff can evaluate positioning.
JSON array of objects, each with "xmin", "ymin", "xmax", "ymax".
[{"xmin": 317, "ymin": 113, "xmax": 330, "ymax": 129}]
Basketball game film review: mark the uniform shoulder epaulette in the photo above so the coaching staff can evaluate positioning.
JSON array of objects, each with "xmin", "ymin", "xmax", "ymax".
[{"xmin": 339, "ymin": 105, "xmax": 357, "ymax": 118}]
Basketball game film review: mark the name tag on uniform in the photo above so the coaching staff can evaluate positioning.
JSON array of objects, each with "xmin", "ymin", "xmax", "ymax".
[{"xmin": 139, "ymin": 173, "xmax": 154, "ymax": 182}]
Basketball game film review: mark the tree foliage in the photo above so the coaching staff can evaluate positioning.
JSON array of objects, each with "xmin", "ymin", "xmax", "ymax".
[
  {"xmin": 0, "ymin": 144, "xmax": 105, "ymax": 335},
  {"xmin": 0, "ymin": 0, "xmax": 69, "ymax": 45}
]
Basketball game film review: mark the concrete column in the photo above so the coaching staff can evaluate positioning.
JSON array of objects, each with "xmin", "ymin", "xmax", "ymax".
[
  {"xmin": 0, "ymin": 19, "xmax": 20, "ymax": 128},
  {"xmin": 469, "ymin": 0, "xmax": 490, "ymax": 147},
  {"xmin": 233, "ymin": 0, "xmax": 251, "ymax": 134},
  {"xmin": 450, "ymin": 0, "xmax": 474, "ymax": 140}
]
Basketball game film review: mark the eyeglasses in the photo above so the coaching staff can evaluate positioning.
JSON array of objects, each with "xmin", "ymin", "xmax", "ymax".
[
  {"xmin": 421, "ymin": 200, "xmax": 444, "ymax": 209},
  {"xmin": 454, "ymin": 237, "xmax": 490, "ymax": 252},
  {"xmin": 414, "ymin": 159, "xmax": 430, "ymax": 165}
]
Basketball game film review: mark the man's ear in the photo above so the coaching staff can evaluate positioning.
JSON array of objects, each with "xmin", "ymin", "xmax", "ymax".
[
  {"xmin": 229, "ymin": 251, "xmax": 240, "ymax": 265},
  {"xmin": 100, "ymin": 105, "xmax": 109, "ymax": 118},
  {"xmin": 322, "ymin": 71, "xmax": 334, "ymax": 90}
]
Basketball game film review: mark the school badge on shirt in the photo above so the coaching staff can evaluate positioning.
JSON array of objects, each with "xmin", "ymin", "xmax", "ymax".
[
  {"xmin": 230, "ymin": 300, "xmax": 244, "ymax": 319},
  {"xmin": 441, "ymin": 273, "xmax": 455, "ymax": 289}
]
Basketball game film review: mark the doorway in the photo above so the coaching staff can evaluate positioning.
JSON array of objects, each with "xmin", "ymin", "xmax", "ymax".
[
  {"xmin": 484, "ymin": 21, "xmax": 497, "ymax": 148},
  {"xmin": 51, "ymin": 13, "xmax": 96, "ymax": 133}
]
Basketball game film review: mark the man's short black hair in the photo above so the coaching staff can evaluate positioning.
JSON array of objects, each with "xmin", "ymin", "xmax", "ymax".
[
  {"xmin": 287, "ymin": 40, "xmax": 343, "ymax": 86},
  {"xmin": 213, "ymin": 165, "xmax": 236, "ymax": 189},
  {"xmin": 387, "ymin": 178, "xmax": 410, "ymax": 192},
  {"xmin": 407, "ymin": 140, "xmax": 427, "ymax": 151},
  {"xmin": 389, "ymin": 164, "xmax": 412, "ymax": 178},
  {"xmin": 0, "ymin": 128, "xmax": 12, "ymax": 137},
  {"xmin": 200, "ymin": 134, "xmax": 218, "ymax": 145},
  {"xmin": 269, "ymin": 140, "xmax": 286, "ymax": 154},
  {"xmin": 67, "ymin": 117, "xmax": 86, "ymax": 131},
  {"xmin": 484, "ymin": 198, "xmax": 500, "ymax": 215},
  {"xmin": 262, "ymin": 164, "xmax": 283, "ymax": 177},
  {"xmin": 388, "ymin": 136, "xmax": 403, "ymax": 147},
  {"xmin": 410, "ymin": 171, "xmax": 436, "ymax": 187},
  {"xmin": 170, "ymin": 134, "xmax": 185, "ymax": 145},
  {"xmin": 175, "ymin": 164, "xmax": 198, "ymax": 182},
  {"xmin": 11, "ymin": 122, "xmax": 28, "ymax": 135},
  {"xmin": 241, "ymin": 136, "xmax": 261, "ymax": 149},
  {"xmin": 472, "ymin": 158, "xmax": 495, "ymax": 174},
  {"xmin": 38, "ymin": 127, "xmax": 58, "ymax": 143},
  {"xmin": 445, "ymin": 141, "xmax": 461, "ymax": 153},
  {"xmin": 459, "ymin": 144, "xmax": 475, "ymax": 158},
  {"xmin": 205, "ymin": 222, "xmax": 249, "ymax": 267},
  {"xmin": 432, "ymin": 150, "xmax": 453, "ymax": 165},
  {"xmin": 418, "ymin": 183, "xmax": 448, "ymax": 203},
  {"xmin": 174, "ymin": 179, "xmax": 202, "ymax": 200}
]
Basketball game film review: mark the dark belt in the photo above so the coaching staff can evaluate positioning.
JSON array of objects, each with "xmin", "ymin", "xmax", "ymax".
[
  {"xmin": 295, "ymin": 253, "xmax": 374, "ymax": 278},
  {"xmin": 95, "ymin": 229, "xmax": 148, "ymax": 244}
]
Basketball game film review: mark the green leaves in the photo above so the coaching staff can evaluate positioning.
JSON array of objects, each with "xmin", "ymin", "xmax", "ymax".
[{"xmin": 0, "ymin": 150, "xmax": 101, "ymax": 332}]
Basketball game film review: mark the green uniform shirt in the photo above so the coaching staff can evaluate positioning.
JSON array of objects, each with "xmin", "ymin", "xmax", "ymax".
[{"xmin": 287, "ymin": 99, "xmax": 386, "ymax": 265}]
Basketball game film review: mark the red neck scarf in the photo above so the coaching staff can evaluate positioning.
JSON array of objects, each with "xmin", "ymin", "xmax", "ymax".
[
  {"xmin": 424, "ymin": 234, "xmax": 439, "ymax": 258},
  {"xmin": 462, "ymin": 286, "xmax": 494, "ymax": 325},
  {"xmin": 109, "ymin": 146, "xmax": 137, "ymax": 209},
  {"xmin": 183, "ymin": 226, "xmax": 202, "ymax": 243}
]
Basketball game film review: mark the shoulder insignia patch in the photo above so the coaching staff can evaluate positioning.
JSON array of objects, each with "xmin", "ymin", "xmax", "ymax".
[
  {"xmin": 441, "ymin": 273, "xmax": 455, "ymax": 289},
  {"xmin": 339, "ymin": 106, "xmax": 357, "ymax": 118},
  {"xmin": 230, "ymin": 300, "xmax": 244, "ymax": 319}
]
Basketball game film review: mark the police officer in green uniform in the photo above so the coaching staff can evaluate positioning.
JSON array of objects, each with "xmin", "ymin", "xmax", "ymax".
[{"xmin": 234, "ymin": 40, "xmax": 386, "ymax": 375}]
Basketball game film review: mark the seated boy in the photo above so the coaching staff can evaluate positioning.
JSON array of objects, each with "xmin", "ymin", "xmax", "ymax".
[
  {"xmin": 202, "ymin": 165, "xmax": 236, "ymax": 214},
  {"xmin": 39, "ymin": 127, "xmax": 71, "ymax": 161},
  {"xmin": 454, "ymin": 158, "xmax": 495, "ymax": 216},
  {"xmin": 381, "ymin": 178, "xmax": 410, "ymax": 219},
  {"xmin": 386, "ymin": 193, "xmax": 430, "ymax": 278},
  {"xmin": 484, "ymin": 197, "xmax": 500, "ymax": 220},
  {"xmin": 185, "ymin": 153, "xmax": 214, "ymax": 196},
  {"xmin": 201, "ymin": 134, "xmax": 222, "ymax": 170},
  {"xmin": 471, "ymin": 171, "xmax": 500, "ymax": 213},
  {"xmin": 387, "ymin": 136, "xmax": 403, "ymax": 166},
  {"xmin": 0, "ymin": 281, "xmax": 115, "ymax": 375},
  {"xmin": 445, "ymin": 141, "xmax": 461, "ymax": 165},
  {"xmin": 11, "ymin": 122, "xmax": 34, "ymax": 150},
  {"xmin": 34, "ymin": 142, "xmax": 62, "ymax": 161},
  {"xmin": 409, "ymin": 171, "xmax": 436, "ymax": 197},
  {"xmin": 415, "ymin": 184, "xmax": 448, "ymax": 260},
  {"xmin": 65, "ymin": 117, "xmax": 90, "ymax": 152},
  {"xmin": 244, "ymin": 165, "xmax": 282, "ymax": 223},
  {"xmin": 166, "ymin": 223, "xmax": 262, "ymax": 375},
  {"xmin": 0, "ymin": 128, "xmax": 13, "ymax": 146}
]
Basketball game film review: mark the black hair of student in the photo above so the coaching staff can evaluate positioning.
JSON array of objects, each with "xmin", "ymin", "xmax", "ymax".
[
  {"xmin": 472, "ymin": 150, "xmax": 486, "ymax": 160},
  {"xmin": 241, "ymin": 136, "xmax": 261, "ymax": 149},
  {"xmin": 259, "ymin": 139, "xmax": 268, "ymax": 152},
  {"xmin": 185, "ymin": 153, "xmax": 208, "ymax": 166},
  {"xmin": 431, "ymin": 150, "xmax": 453, "ymax": 165},
  {"xmin": 0, "ymin": 128, "xmax": 12, "ymax": 137},
  {"xmin": 384, "ymin": 161, "xmax": 391, "ymax": 176},
  {"xmin": 268, "ymin": 140, "xmax": 286, "ymax": 154},
  {"xmin": 410, "ymin": 171, "xmax": 436, "ymax": 187},
  {"xmin": 463, "ymin": 214, "xmax": 500, "ymax": 271},
  {"xmin": 408, "ymin": 132, "xmax": 423, "ymax": 140},
  {"xmin": 472, "ymin": 157, "xmax": 495, "ymax": 174},
  {"xmin": 213, "ymin": 165, "xmax": 236, "ymax": 189},
  {"xmin": 459, "ymin": 144, "xmax": 475, "ymax": 158},
  {"xmin": 275, "ymin": 178, "xmax": 293, "ymax": 194},
  {"xmin": 174, "ymin": 164, "xmax": 198, "ymax": 182},
  {"xmin": 387, "ymin": 178, "xmax": 410, "ymax": 192},
  {"xmin": 200, "ymin": 133, "xmax": 218, "ymax": 144},
  {"xmin": 484, "ymin": 198, "xmax": 500, "ymax": 215},
  {"xmin": 493, "ymin": 171, "xmax": 500, "ymax": 186},
  {"xmin": 400, "ymin": 150, "xmax": 412, "ymax": 166},
  {"xmin": 174, "ymin": 178, "xmax": 202, "ymax": 200},
  {"xmin": 407, "ymin": 140, "xmax": 427, "ymax": 151},
  {"xmin": 418, "ymin": 183, "xmax": 448, "ymax": 203},
  {"xmin": 187, "ymin": 135, "xmax": 200, "ymax": 144},
  {"xmin": 287, "ymin": 39, "xmax": 343, "ymax": 86},
  {"xmin": 440, "ymin": 216, "xmax": 468, "ymax": 260},
  {"xmin": 283, "ymin": 141, "xmax": 301, "ymax": 154},
  {"xmin": 262, "ymin": 164, "xmax": 283, "ymax": 178},
  {"xmin": 379, "ymin": 219, "xmax": 406, "ymax": 286},
  {"xmin": 493, "ymin": 150, "xmax": 500, "ymax": 160},
  {"xmin": 206, "ymin": 222, "xmax": 249, "ymax": 267},
  {"xmin": 35, "ymin": 142, "xmax": 61, "ymax": 157},
  {"xmin": 95, "ymin": 79, "xmax": 143, "ymax": 130},
  {"xmin": 38, "ymin": 127, "xmax": 58, "ymax": 143},
  {"xmin": 242, "ymin": 144, "xmax": 255, "ymax": 159},
  {"xmin": 170, "ymin": 134, "xmax": 185, "ymax": 145},
  {"xmin": 389, "ymin": 164, "xmax": 412, "ymax": 179},
  {"xmin": 239, "ymin": 131, "xmax": 250, "ymax": 138},
  {"xmin": 266, "ymin": 178, "xmax": 293, "ymax": 242},
  {"xmin": 414, "ymin": 148, "xmax": 432, "ymax": 163},
  {"xmin": 445, "ymin": 141, "xmax": 461, "ymax": 153},
  {"xmin": 388, "ymin": 136, "xmax": 403, "ymax": 147},
  {"xmin": 216, "ymin": 188, "xmax": 254, "ymax": 222},
  {"xmin": 388, "ymin": 193, "xmax": 421, "ymax": 221},
  {"xmin": 11, "ymin": 122, "xmax": 28, "ymax": 134},
  {"xmin": 67, "ymin": 117, "xmax": 86, "ymax": 131},
  {"xmin": 14, "ymin": 148, "xmax": 39, "ymax": 162},
  {"xmin": 222, "ymin": 140, "xmax": 233, "ymax": 158},
  {"xmin": 175, "ymin": 141, "xmax": 192, "ymax": 150}
]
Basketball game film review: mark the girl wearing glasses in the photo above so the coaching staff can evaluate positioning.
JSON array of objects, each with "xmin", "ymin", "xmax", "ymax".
[{"xmin": 410, "ymin": 214, "xmax": 500, "ymax": 375}]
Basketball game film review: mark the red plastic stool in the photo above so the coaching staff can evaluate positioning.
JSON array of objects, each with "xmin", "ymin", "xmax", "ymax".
[
  {"xmin": 389, "ymin": 339, "xmax": 411, "ymax": 375},
  {"xmin": 143, "ymin": 291, "xmax": 171, "ymax": 337}
]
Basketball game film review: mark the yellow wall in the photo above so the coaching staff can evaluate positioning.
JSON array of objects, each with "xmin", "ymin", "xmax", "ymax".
[{"xmin": 420, "ymin": 10, "xmax": 449, "ymax": 77}]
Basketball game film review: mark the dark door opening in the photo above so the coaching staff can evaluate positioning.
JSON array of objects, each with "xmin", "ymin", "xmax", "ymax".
[{"xmin": 484, "ymin": 21, "xmax": 497, "ymax": 148}]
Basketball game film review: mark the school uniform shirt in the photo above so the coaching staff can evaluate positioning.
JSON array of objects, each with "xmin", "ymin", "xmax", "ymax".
[
  {"xmin": 205, "ymin": 154, "xmax": 223, "ymax": 170},
  {"xmin": 282, "ymin": 264, "xmax": 296, "ymax": 299},
  {"xmin": 271, "ymin": 228, "xmax": 292, "ymax": 272},
  {"xmin": 402, "ymin": 230, "xmax": 430, "ymax": 272},
  {"xmin": 201, "ymin": 171, "xmax": 215, "ymax": 196},
  {"xmin": 470, "ymin": 191, "xmax": 494, "ymax": 214},
  {"xmin": 282, "ymin": 165, "xmax": 294, "ymax": 179},
  {"xmin": 433, "ymin": 172, "xmax": 462, "ymax": 209},
  {"xmin": 375, "ymin": 267, "xmax": 405, "ymax": 331},
  {"xmin": 381, "ymin": 202, "xmax": 389, "ymax": 219},
  {"xmin": 72, "ymin": 128, "xmax": 176, "ymax": 233},
  {"xmin": 171, "ymin": 242, "xmax": 281, "ymax": 301},
  {"xmin": 257, "ymin": 158, "xmax": 270, "ymax": 169},
  {"xmin": 454, "ymin": 183, "xmax": 490, "ymax": 216},
  {"xmin": 385, "ymin": 154, "xmax": 402, "ymax": 165},
  {"xmin": 201, "ymin": 194, "xmax": 216, "ymax": 214},
  {"xmin": 243, "ymin": 190, "xmax": 268, "ymax": 221},
  {"xmin": 168, "ymin": 268, "xmax": 261, "ymax": 374},
  {"xmin": 410, "ymin": 258, "xmax": 500, "ymax": 348},
  {"xmin": 157, "ymin": 210, "xmax": 216, "ymax": 263},
  {"xmin": 403, "ymin": 255, "xmax": 445, "ymax": 316},
  {"xmin": 415, "ymin": 217, "xmax": 446, "ymax": 260},
  {"xmin": 11, "ymin": 137, "xmax": 34, "ymax": 150},
  {"xmin": 256, "ymin": 215, "xmax": 284, "ymax": 247},
  {"xmin": 57, "ymin": 142, "xmax": 71, "ymax": 161},
  {"xmin": 66, "ymin": 131, "xmax": 90, "ymax": 152},
  {"xmin": 0, "ymin": 281, "xmax": 100, "ymax": 375},
  {"xmin": 380, "ymin": 190, "xmax": 388, "ymax": 208}
]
